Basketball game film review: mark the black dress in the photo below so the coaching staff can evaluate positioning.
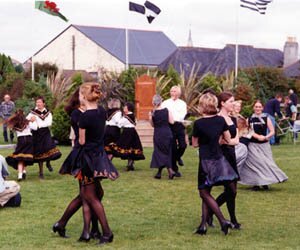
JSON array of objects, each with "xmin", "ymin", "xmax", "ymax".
[
  {"xmin": 220, "ymin": 116, "xmax": 239, "ymax": 178},
  {"xmin": 59, "ymin": 109, "xmax": 82, "ymax": 175},
  {"xmin": 29, "ymin": 109, "xmax": 61, "ymax": 162},
  {"xmin": 111, "ymin": 113, "xmax": 145, "ymax": 160},
  {"xmin": 150, "ymin": 108, "xmax": 173, "ymax": 168},
  {"xmin": 104, "ymin": 108, "xmax": 121, "ymax": 154},
  {"xmin": 6, "ymin": 124, "xmax": 34, "ymax": 170},
  {"xmin": 193, "ymin": 116, "xmax": 239, "ymax": 189},
  {"xmin": 60, "ymin": 107, "xmax": 119, "ymax": 183}
]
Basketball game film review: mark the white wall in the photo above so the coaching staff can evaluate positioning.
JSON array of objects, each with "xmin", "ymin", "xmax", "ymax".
[{"xmin": 33, "ymin": 26, "xmax": 125, "ymax": 73}]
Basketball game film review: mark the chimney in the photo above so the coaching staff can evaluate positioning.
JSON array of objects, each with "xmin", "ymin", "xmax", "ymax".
[{"xmin": 283, "ymin": 37, "xmax": 298, "ymax": 67}]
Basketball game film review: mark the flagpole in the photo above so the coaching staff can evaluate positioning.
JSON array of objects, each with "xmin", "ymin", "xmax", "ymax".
[
  {"xmin": 31, "ymin": 55, "xmax": 35, "ymax": 81},
  {"xmin": 235, "ymin": 0, "xmax": 240, "ymax": 80},
  {"xmin": 125, "ymin": 28, "xmax": 129, "ymax": 70}
]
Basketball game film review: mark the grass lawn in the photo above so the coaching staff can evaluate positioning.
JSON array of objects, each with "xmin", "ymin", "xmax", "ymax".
[{"xmin": 0, "ymin": 140, "xmax": 300, "ymax": 250}]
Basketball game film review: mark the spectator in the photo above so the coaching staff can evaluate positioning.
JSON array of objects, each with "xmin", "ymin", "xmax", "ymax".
[
  {"xmin": 0, "ymin": 94, "xmax": 15, "ymax": 143},
  {"xmin": 288, "ymin": 89, "xmax": 298, "ymax": 106},
  {"xmin": 263, "ymin": 93, "xmax": 284, "ymax": 145},
  {"xmin": 0, "ymin": 155, "xmax": 21, "ymax": 208},
  {"xmin": 161, "ymin": 86, "xmax": 187, "ymax": 177}
]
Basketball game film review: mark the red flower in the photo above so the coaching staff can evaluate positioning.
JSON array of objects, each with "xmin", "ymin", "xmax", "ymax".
[{"xmin": 44, "ymin": 1, "xmax": 60, "ymax": 13}]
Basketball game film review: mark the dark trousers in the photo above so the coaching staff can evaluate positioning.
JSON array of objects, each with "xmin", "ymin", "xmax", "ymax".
[
  {"xmin": 171, "ymin": 122, "xmax": 187, "ymax": 172},
  {"xmin": 3, "ymin": 123, "xmax": 14, "ymax": 142},
  {"xmin": 4, "ymin": 193, "xmax": 22, "ymax": 207}
]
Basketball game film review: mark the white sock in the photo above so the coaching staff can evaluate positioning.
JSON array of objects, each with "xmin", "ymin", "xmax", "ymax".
[{"xmin": 18, "ymin": 173, "xmax": 23, "ymax": 179}]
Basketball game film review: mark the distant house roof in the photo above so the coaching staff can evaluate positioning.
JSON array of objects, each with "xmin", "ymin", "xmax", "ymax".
[
  {"xmin": 159, "ymin": 46, "xmax": 219, "ymax": 76},
  {"xmin": 207, "ymin": 45, "xmax": 283, "ymax": 76},
  {"xmin": 159, "ymin": 44, "xmax": 283, "ymax": 76},
  {"xmin": 284, "ymin": 60, "xmax": 300, "ymax": 78},
  {"xmin": 73, "ymin": 25, "xmax": 177, "ymax": 66}
]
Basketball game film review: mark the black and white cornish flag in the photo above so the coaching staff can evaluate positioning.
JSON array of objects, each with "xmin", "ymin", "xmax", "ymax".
[
  {"xmin": 240, "ymin": 0, "xmax": 273, "ymax": 14},
  {"xmin": 129, "ymin": 1, "xmax": 161, "ymax": 23}
]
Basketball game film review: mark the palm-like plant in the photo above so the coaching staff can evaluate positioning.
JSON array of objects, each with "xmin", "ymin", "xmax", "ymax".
[
  {"xmin": 178, "ymin": 64, "xmax": 203, "ymax": 115},
  {"xmin": 46, "ymin": 70, "xmax": 69, "ymax": 109}
]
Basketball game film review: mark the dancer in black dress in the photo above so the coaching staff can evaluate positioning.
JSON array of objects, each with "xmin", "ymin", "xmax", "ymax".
[
  {"xmin": 111, "ymin": 102, "xmax": 145, "ymax": 171},
  {"xmin": 54, "ymin": 89, "xmax": 101, "ymax": 239},
  {"xmin": 26, "ymin": 97, "xmax": 61, "ymax": 179},
  {"xmin": 212, "ymin": 92, "xmax": 241, "ymax": 229},
  {"xmin": 149, "ymin": 95, "xmax": 175, "ymax": 179},
  {"xmin": 6, "ymin": 110, "xmax": 37, "ymax": 181},
  {"xmin": 69, "ymin": 82, "xmax": 118, "ymax": 245},
  {"xmin": 192, "ymin": 93, "xmax": 238, "ymax": 235},
  {"xmin": 104, "ymin": 98, "xmax": 122, "ymax": 160}
]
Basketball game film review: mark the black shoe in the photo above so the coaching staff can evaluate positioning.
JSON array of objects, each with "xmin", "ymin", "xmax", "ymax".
[
  {"xmin": 232, "ymin": 222, "xmax": 241, "ymax": 230},
  {"xmin": 154, "ymin": 172, "xmax": 161, "ymax": 179},
  {"xmin": 17, "ymin": 177, "xmax": 22, "ymax": 182},
  {"xmin": 46, "ymin": 162, "xmax": 53, "ymax": 172},
  {"xmin": 168, "ymin": 173, "xmax": 176, "ymax": 180},
  {"xmin": 78, "ymin": 233, "xmax": 90, "ymax": 242},
  {"xmin": 195, "ymin": 225, "xmax": 207, "ymax": 235},
  {"xmin": 221, "ymin": 221, "xmax": 233, "ymax": 235},
  {"xmin": 251, "ymin": 186, "xmax": 260, "ymax": 191},
  {"xmin": 22, "ymin": 173, "xmax": 26, "ymax": 180},
  {"xmin": 98, "ymin": 233, "xmax": 114, "ymax": 245},
  {"xmin": 90, "ymin": 230, "xmax": 102, "ymax": 240},
  {"xmin": 178, "ymin": 158, "xmax": 184, "ymax": 166},
  {"xmin": 52, "ymin": 222, "xmax": 68, "ymax": 238},
  {"xmin": 39, "ymin": 173, "xmax": 44, "ymax": 180},
  {"xmin": 174, "ymin": 171, "xmax": 182, "ymax": 177},
  {"xmin": 262, "ymin": 185, "xmax": 269, "ymax": 190},
  {"xmin": 126, "ymin": 165, "xmax": 135, "ymax": 171}
]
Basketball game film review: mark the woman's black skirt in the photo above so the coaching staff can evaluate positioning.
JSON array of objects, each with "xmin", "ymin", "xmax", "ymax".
[
  {"xmin": 32, "ymin": 127, "xmax": 61, "ymax": 162},
  {"xmin": 59, "ymin": 143, "xmax": 119, "ymax": 183},
  {"xmin": 104, "ymin": 125, "xmax": 121, "ymax": 154},
  {"xmin": 111, "ymin": 128, "xmax": 145, "ymax": 160}
]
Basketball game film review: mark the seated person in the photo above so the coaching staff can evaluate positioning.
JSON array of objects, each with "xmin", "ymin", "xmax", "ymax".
[{"xmin": 0, "ymin": 155, "xmax": 21, "ymax": 208}]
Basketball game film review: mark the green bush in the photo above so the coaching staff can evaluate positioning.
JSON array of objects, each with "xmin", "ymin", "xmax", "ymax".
[{"xmin": 52, "ymin": 105, "xmax": 71, "ymax": 145}]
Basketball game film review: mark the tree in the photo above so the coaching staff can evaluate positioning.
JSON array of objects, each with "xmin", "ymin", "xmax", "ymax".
[
  {"xmin": 0, "ymin": 72, "xmax": 25, "ymax": 100},
  {"xmin": 25, "ymin": 62, "xmax": 58, "ymax": 82},
  {"xmin": 0, "ymin": 54, "xmax": 15, "ymax": 83},
  {"xmin": 241, "ymin": 67, "xmax": 291, "ymax": 103}
]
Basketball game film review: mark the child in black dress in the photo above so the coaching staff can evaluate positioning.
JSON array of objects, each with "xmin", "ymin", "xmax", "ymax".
[
  {"xmin": 6, "ymin": 109, "xmax": 37, "ymax": 181},
  {"xmin": 192, "ymin": 93, "xmax": 238, "ymax": 235},
  {"xmin": 111, "ymin": 102, "xmax": 145, "ymax": 171}
]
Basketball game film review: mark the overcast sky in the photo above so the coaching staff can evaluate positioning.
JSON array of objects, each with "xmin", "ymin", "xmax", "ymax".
[{"xmin": 0, "ymin": 0, "xmax": 299, "ymax": 63}]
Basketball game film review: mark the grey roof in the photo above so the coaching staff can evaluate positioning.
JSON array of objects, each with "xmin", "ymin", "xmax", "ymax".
[
  {"xmin": 159, "ymin": 44, "xmax": 283, "ymax": 76},
  {"xmin": 207, "ymin": 44, "xmax": 283, "ymax": 76},
  {"xmin": 283, "ymin": 60, "xmax": 300, "ymax": 78},
  {"xmin": 73, "ymin": 25, "xmax": 177, "ymax": 66},
  {"xmin": 159, "ymin": 46, "xmax": 219, "ymax": 76}
]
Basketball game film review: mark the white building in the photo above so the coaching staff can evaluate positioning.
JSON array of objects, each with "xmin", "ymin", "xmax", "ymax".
[{"xmin": 29, "ymin": 24, "xmax": 177, "ymax": 74}]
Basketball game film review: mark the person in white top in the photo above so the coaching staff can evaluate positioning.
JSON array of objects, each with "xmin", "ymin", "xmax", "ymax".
[
  {"xmin": 26, "ymin": 97, "xmax": 61, "ymax": 179},
  {"xmin": 161, "ymin": 86, "xmax": 187, "ymax": 176},
  {"xmin": 5, "ymin": 109, "xmax": 38, "ymax": 181},
  {"xmin": 0, "ymin": 155, "xmax": 21, "ymax": 207}
]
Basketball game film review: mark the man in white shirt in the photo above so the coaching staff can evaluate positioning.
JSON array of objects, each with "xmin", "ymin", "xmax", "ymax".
[{"xmin": 162, "ymin": 86, "xmax": 187, "ymax": 177}]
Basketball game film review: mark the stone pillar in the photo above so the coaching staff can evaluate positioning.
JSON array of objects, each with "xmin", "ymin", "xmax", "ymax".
[{"xmin": 283, "ymin": 37, "xmax": 298, "ymax": 67}]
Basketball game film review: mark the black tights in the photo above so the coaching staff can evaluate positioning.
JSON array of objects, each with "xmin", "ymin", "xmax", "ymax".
[
  {"xmin": 57, "ymin": 182, "xmax": 101, "ymax": 234},
  {"xmin": 200, "ymin": 182, "xmax": 237, "ymax": 227},
  {"xmin": 80, "ymin": 181, "xmax": 111, "ymax": 237},
  {"xmin": 215, "ymin": 182, "xmax": 238, "ymax": 224},
  {"xmin": 199, "ymin": 187, "xmax": 227, "ymax": 228}
]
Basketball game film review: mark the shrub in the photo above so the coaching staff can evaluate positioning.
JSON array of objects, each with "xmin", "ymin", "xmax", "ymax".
[{"xmin": 52, "ymin": 105, "xmax": 71, "ymax": 145}]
